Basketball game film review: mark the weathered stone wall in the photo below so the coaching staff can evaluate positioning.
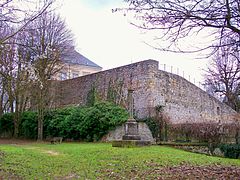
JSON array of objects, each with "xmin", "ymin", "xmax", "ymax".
[
  {"xmin": 51, "ymin": 60, "xmax": 158, "ymax": 118},
  {"xmin": 153, "ymin": 70, "xmax": 236, "ymax": 123},
  {"xmin": 51, "ymin": 60, "xmax": 237, "ymax": 124}
]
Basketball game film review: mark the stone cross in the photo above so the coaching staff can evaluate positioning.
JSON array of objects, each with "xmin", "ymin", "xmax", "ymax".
[
  {"xmin": 128, "ymin": 89, "xmax": 134, "ymax": 120},
  {"xmin": 122, "ymin": 89, "xmax": 141, "ymax": 140}
]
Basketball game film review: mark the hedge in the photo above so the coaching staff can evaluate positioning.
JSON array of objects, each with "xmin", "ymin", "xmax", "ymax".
[{"xmin": 0, "ymin": 101, "xmax": 128, "ymax": 141}]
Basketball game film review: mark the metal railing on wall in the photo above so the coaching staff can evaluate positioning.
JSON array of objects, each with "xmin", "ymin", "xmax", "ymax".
[{"xmin": 159, "ymin": 64, "xmax": 206, "ymax": 91}]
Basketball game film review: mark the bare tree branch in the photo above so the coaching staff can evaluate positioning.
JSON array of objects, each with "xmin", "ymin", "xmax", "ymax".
[
  {"xmin": 0, "ymin": 0, "xmax": 55, "ymax": 44},
  {"xmin": 118, "ymin": 0, "xmax": 240, "ymax": 54},
  {"xmin": 204, "ymin": 44, "xmax": 240, "ymax": 111}
]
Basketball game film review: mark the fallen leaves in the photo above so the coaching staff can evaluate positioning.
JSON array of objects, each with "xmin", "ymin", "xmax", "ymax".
[
  {"xmin": 149, "ymin": 164, "xmax": 240, "ymax": 179},
  {"xmin": 98, "ymin": 164, "xmax": 240, "ymax": 179}
]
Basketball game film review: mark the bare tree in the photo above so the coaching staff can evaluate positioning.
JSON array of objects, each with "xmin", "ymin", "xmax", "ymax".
[
  {"xmin": 0, "ymin": 0, "xmax": 55, "ymax": 112},
  {"xmin": 0, "ymin": 0, "xmax": 55, "ymax": 44},
  {"xmin": 0, "ymin": 28, "xmax": 33, "ymax": 137},
  {"xmin": 119, "ymin": 0, "xmax": 240, "ymax": 54},
  {"xmin": 204, "ymin": 45, "xmax": 240, "ymax": 111},
  {"xmin": 0, "ymin": 44, "xmax": 15, "ymax": 115},
  {"xmin": 0, "ymin": 1, "xmax": 68, "ymax": 138},
  {"xmin": 0, "ymin": 25, "xmax": 13, "ymax": 116},
  {"xmin": 23, "ymin": 12, "xmax": 74, "ymax": 140}
]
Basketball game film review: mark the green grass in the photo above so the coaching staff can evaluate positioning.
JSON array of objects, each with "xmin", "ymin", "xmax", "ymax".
[{"xmin": 0, "ymin": 143, "xmax": 240, "ymax": 179}]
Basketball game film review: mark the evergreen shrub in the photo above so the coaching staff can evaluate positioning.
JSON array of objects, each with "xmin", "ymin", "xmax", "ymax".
[
  {"xmin": 0, "ymin": 113, "xmax": 14, "ymax": 137},
  {"xmin": 219, "ymin": 144, "xmax": 240, "ymax": 159},
  {"xmin": 0, "ymin": 101, "xmax": 128, "ymax": 141},
  {"xmin": 19, "ymin": 111, "xmax": 37, "ymax": 139}
]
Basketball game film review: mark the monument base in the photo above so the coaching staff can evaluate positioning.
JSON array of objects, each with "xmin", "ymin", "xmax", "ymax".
[
  {"xmin": 122, "ymin": 134, "xmax": 141, "ymax": 140},
  {"xmin": 112, "ymin": 140, "xmax": 152, "ymax": 147},
  {"xmin": 123, "ymin": 119, "xmax": 141, "ymax": 140}
]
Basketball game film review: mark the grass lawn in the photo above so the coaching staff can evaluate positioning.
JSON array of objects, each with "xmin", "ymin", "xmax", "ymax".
[{"xmin": 0, "ymin": 142, "xmax": 240, "ymax": 179}]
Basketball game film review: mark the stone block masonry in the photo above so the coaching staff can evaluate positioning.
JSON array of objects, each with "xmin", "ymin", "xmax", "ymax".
[
  {"xmin": 154, "ymin": 70, "xmax": 236, "ymax": 123},
  {"xmin": 50, "ymin": 60, "xmax": 237, "ymax": 124}
]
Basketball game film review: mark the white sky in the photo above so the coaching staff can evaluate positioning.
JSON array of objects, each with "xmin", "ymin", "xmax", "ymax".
[{"xmin": 57, "ymin": 0, "xmax": 208, "ymax": 85}]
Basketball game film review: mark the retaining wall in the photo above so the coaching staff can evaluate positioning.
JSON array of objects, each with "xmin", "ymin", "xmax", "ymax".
[{"xmin": 50, "ymin": 60, "xmax": 237, "ymax": 124}]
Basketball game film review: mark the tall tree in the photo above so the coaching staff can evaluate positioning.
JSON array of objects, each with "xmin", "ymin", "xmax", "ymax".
[
  {"xmin": 23, "ymin": 12, "xmax": 74, "ymax": 140},
  {"xmin": 0, "ymin": 28, "xmax": 34, "ymax": 137},
  {"xmin": 0, "ymin": 39, "xmax": 16, "ymax": 114},
  {"xmin": 0, "ymin": 0, "xmax": 55, "ymax": 137},
  {"xmin": 119, "ymin": 0, "xmax": 240, "ymax": 54},
  {"xmin": 0, "ymin": 25, "xmax": 13, "ymax": 116}
]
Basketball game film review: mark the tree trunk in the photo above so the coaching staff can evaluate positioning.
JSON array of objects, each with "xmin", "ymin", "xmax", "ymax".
[
  {"xmin": 0, "ymin": 89, "xmax": 4, "ymax": 117},
  {"xmin": 37, "ymin": 89, "xmax": 44, "ymax": 141},
  {"xmin": 164, "ymin": 121, "xmax": 168, "ymax": 142},
  {"xmin": 37, "ymin": 114, "xmax": 43, "ymax": 141},
  {"xmin": 0, "ymin": 103, "xmax": 3, "ymax": 118},
  {"xmin": 13, "ymin": 93, "xmax": 20, "ymax": 138},
  {"xmin": 13, "ymin": 120, "xmax": 19, "ymax": 138},
  {"xmin": 13, "ymin": 112, "xmax": 20, "ymax": 138}
]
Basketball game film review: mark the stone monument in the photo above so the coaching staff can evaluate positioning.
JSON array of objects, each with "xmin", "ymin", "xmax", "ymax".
[
  {"xmin": 112, "ymin": 89, "xmax": 151, "ymax": 147},
  {"xmin": 122, "ymin": 89, "xmax": 141, "ymax": 140}
]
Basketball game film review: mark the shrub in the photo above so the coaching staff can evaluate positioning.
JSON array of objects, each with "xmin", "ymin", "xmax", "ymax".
[
  {"xmin": 143, "ymin": 108, "xmax": 170, "ymax": 142},
  {"xmin": 75, "ymin": 102, "xmax": 128, "ymax": 141},
  {"xmin": 169, "ymin": 122, "xmax": 236, "ymax": 155},
  {"xmin": 0, "ymin": 113, "xmax": 14, "ymax": 137},
  {"xmin": 44, "ymin": 102, "xmax": 128, "ymax": 141},
  {"xmin": 0, "ymin": 111, "xmax": 38, "ymax": 139},
  {"xmin": 19, "ymin": 111, "xmax": 37, "ymax": 139},
  {"xmin": 219, "ymin": 144, "xmax": 240, "ymax": 159},
  {"xmin": 144, "ymin": 117, "xmax": 160, "ymax": 139},
  {"xmin": 0, "ymin": 102, "xmax": 128, "ymax": 141},
  {"xmin": 44, "ymin": 107, "xmax": 76, "ymax": 139},
  {"xmin": 43, "ymin": 102, "xmax": 128, "ymax": 141}
]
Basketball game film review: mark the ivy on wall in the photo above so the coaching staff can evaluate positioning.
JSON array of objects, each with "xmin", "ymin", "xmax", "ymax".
[
  {"xmin": 86, "ymin": 85, "xmax": 98, "ymax": 106},
  {"xmin": 107, "ymin": 78, "xmax": 127, "ymax": 108},
  {"xmin": 87, "ymin": 78, "xmax": 128, "ymax": 108}
]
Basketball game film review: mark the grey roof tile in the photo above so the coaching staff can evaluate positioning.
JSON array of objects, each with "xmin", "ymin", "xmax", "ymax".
[{"xmin": 61, "ymin": 50, "xmax": 102, "ymax": 68}]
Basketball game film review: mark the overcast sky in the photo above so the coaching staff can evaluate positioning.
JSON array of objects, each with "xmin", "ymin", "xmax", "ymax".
[{"xmin": 58, "ymin": 0, "xmax": 208, "ymax": 85}]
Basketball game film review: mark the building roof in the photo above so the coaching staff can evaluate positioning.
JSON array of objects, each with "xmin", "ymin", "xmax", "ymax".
[{"xmin": 61, "ymin": 49, "xmax": 102, "ymax": 68}]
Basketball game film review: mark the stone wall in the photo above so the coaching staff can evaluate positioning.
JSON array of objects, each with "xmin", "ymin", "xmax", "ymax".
[
  {"xmin": 51, "ymin": 60, "xmax": 237, "ymax": 124},
  {"xmin": 51, "ymin": 60, "xmax": 158, "ymax": 118},
  {"xmin": 152, "ymin": 70, "xmax": 237, "ymax": 123}
]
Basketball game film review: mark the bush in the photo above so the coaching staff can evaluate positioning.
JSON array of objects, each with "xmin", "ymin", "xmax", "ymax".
[
  {"xmin": 144, "ymin": 117, "xmax": 160, "ymax": 139},
  {"xmin": 169, "ymin": 122, "xmax": 240, "ymax": 155},
  {"xmin": 73, "ymin": 102, "xmax": 128, "ymax": 141},
  {"xmin": 44, "ymin": 102, "xmax": 128, "ymax": 141},
  {"xmin": 19, "ymin": 111, "xmax": 38, "ymax": 139},
  {"xmin": 143, "ymin": 112, "xmax": 170, "ymax": 142},
  {"xmin": 0, "ymin": 102, "xmax": 128, "ymax": 141},
  {"xmin": 0, "ymin": 111, "xmax": 38, "ymax": 139},
  {"xmin": 44, "ymin": 107, "xmax": 76, "ymax": 139},
  {"xmin": 0, "ymin": 113, "xmax": 14, "ymax": 137},
  {"xmin": 219, "ymin": 144, "xmax": 240, "ymax": 159}
]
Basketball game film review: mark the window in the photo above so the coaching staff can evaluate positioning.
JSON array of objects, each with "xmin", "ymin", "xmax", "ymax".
[
  {"xmin": 60, "ymin": 72, "xmax": 67, "ymax": 80},
  {"xmin": 72, "ymin": 72, "xmax": 79, "ymax": 78}
]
